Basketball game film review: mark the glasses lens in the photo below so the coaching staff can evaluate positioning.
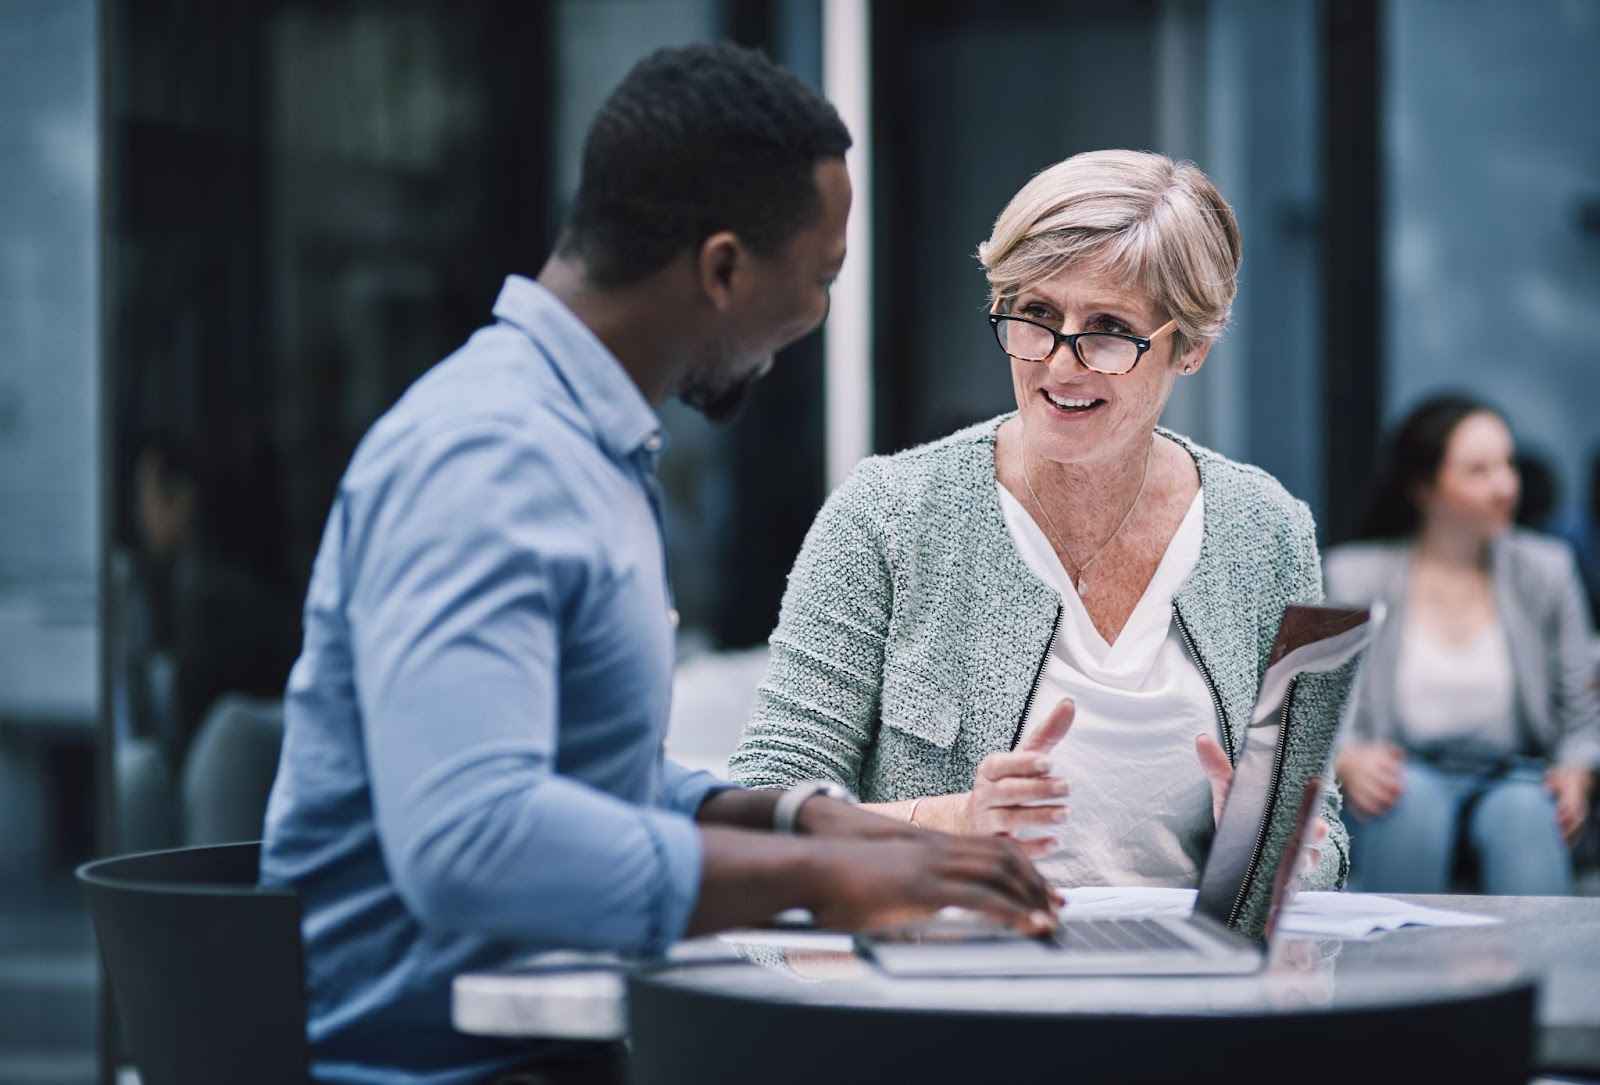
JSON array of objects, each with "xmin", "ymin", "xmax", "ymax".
[
  {"xmin": 994, "ymin": 317, "xmax": 1055, "ymax": 361},
  {"xmin": 1075, "ymin": 333, "xmax": 1139, "ymax": 374}
]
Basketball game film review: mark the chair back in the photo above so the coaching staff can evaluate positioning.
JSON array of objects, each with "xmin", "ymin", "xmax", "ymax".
[
  {"xmin": 77, "ymin": 841, "xmax": 309, "ymax": 1085},
  {"xmin": 181, "ymin": 695, "xmax": 284, "ymax": 845}
]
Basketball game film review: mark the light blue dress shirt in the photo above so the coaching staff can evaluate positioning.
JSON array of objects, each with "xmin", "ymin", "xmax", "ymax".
[{"xmin": 260, "ymin": 276, "xmax": 730, "ymax": 1084}]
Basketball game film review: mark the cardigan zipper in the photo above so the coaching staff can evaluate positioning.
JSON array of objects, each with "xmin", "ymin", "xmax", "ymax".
[
  {"xmin": 1226, "ymin": 676, "xmax": 1299, "ymax": 927},
  {"xmin": 1012, "ymin": 603, "xmax": 1064, "ymax": 749},
  {"xmin": 1172, "ymin": 603, "xmax": 1234, "ymax": 759}
]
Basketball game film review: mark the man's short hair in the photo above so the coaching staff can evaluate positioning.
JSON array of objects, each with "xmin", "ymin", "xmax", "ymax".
[{"xmin": 560, "ymin": 42, "xmax": 851, "ymax": 287}]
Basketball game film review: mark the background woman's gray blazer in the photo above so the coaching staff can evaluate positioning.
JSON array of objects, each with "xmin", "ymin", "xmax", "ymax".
[
  {"xmin": 1323, "ymin": 533, "xmax": 1600, "ymax": 766},
  {"xmin": 730, "ymin": 415, "xmax": 1357, "ymax": 912}
]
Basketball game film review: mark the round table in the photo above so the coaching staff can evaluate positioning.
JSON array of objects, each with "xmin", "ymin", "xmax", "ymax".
[
  {"xmin": 628, "ymin": 938, "xmax": 1534, "ymax": 1085},
  {"xmin": 455, "ymin": 895, "xmax": 1600, "ymax": 1082}
]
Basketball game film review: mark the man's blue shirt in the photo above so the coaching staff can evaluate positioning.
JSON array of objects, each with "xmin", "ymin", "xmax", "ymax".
[{"xmin": 260, "ymin": 276, "xmax": 728, "ymax": 1084}]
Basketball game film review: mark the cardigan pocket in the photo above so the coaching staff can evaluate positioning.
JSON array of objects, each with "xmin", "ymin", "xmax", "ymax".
[{"xmin": 879, "ymin": 664, "xmax": 962, "ymax": 749}]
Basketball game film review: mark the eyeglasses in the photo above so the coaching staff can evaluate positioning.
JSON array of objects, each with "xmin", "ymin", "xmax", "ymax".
[{"xmin": 987, "ymin": 313, "xmax": 1178, "ymax": 375}]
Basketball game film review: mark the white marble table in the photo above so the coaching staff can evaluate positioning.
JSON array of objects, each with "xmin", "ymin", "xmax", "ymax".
[{"xmin": 453, "ymin": 894, "xmax": 1600, "ymax": 1075}]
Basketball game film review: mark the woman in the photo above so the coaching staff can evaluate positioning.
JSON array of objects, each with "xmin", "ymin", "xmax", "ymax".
[
  {"xmin": 730, "ymin": 150, "xmax": 1352, "ymax": 900},
  {"xmin": 1326, "ymin": 395, "xmax": 1598, "ymax": 894}
]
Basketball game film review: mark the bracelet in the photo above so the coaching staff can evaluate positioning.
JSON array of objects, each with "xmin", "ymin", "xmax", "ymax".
[{"xmin": 908, "ymin": 796, "xmax": 925, "ymax": 827}]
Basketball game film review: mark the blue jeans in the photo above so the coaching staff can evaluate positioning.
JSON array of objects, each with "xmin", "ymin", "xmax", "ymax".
[{"xmin": 1347, "ymin": 759, "xmax": 1574, "ymax": 895}]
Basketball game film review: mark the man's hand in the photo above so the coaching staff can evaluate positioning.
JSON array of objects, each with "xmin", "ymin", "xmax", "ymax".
[
  {"xmin": 1335, "ymin": 742, "xmax": 1406, "ymax": 820},
  {"xmin": 1195, "ymin": 732, "xmax": 1329, "ymax": 883},
  {"xmin": 688, "ymin": 823, "xmax": 1060, "ymax": 939},
  {"xmin": 805, "ymin": 832, "xmax": 1058, "ymax": 936},
  {"xmin": 954, "ymin": 698, "xmax": 1075, "ymax": 857},
  {"xmin": 1546, "ymin": 764, "xmax": 1594, "ymax": 843}
]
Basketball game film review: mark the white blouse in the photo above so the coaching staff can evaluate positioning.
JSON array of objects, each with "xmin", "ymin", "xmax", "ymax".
[
  {"xmin": 1395, "ymin": 615, "xmax": 1518, "ymax": 756},
  {"xmin": 997, "ymin": 482, "xmax": 1216, "ymax": 888}
]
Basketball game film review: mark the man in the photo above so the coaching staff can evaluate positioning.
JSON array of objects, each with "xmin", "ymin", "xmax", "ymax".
[{"xmin": 261, "ymin": 43, "xmax": 1054, "ymax": 1085}]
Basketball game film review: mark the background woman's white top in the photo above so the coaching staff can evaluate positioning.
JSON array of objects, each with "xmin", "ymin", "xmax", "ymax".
[
  {"xmin": 1396, "ymin": 615, "xmax": 1517, "ymax": 757},
  {"xmin": 998, "ymin": 483, "xmax": 1216, "ymax": 888}
]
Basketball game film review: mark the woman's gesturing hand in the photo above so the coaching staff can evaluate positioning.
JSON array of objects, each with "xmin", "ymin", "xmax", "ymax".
[
  {"xmin": 1195, "ymin": 732, "xmax": 1330, "ymax": 883},
  {"xmin": 956, "ymin": 698, "xmax": 1075, "ymax": 857}
]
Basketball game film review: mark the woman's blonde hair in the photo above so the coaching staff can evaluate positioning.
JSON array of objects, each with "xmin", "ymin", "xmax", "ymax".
[{"xmin": 977, "ymin": 149, "xmax": 1242, "ymax": 359}]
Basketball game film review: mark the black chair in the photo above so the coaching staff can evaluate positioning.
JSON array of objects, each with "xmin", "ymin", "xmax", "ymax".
[
  {"xmin": 180, "ymin": 696, "xmax": 285, "ymax": 846},
  {"xmin": 77, "ymin": 841, "xmax": 309, "ymax": 1085}
]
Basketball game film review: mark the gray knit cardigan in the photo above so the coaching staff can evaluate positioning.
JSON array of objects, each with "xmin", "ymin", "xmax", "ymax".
[{"xmin": 730, "ymin": 415, "xmax": 1353, "ymax": 924}]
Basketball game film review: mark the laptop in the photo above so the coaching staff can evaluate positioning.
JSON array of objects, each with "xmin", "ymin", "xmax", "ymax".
[{"xmin": 856, "ymin": 603, "xmax": 1380, "ymax": 977}]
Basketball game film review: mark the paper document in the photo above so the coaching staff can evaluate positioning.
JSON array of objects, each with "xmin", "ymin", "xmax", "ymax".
[
  {"xmin": 718, "ymin": 928, "xmax": 854, "ymax": 952},
  {"xmin": 1274, "ymin": 891, "xmax": 1501, "ymax": 938},
  {"xmin": 1060, "ymin": 886, "xmax": 1501, "ymax": 939}
]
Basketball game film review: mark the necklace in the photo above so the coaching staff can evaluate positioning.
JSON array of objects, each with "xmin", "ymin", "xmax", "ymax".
[{"xmin": 1022, "ymin": 441, "xmax": 1153, "ymax": 593}]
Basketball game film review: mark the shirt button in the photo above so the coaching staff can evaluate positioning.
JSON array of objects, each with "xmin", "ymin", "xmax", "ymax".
[
  {"xmin": 643, "ymin": 434, "xmax": 663, "ymax": 453},
  {"xmin": 667, "ymin": 608, "xmax": 680, "ymax": 629}
]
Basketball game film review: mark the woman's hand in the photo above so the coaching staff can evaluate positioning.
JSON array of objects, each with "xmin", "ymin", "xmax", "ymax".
[
  {"xmin": 1195, "ymin": 733, "xmax": 1329, "ymax": 883},
  {"xmin": 947, "ymin": 698, "xmax": 1075, "ymax": 857},
  {"xmin": 1334, "ymin": 741, "xmax": 1406, "ymax": 820},
  {"xmin": 1546, "ymin": 764, "xmax": 1594, "ymax": 843}
]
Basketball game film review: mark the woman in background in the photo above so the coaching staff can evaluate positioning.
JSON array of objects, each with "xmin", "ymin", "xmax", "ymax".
[{"xmin": 1326, "ymin": 395, "xmax": 1598, "ymax": 894}]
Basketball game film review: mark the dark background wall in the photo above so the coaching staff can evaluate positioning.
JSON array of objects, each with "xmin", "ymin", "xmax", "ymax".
[{"xmin": 870, "ymin": 1, "xmax": 1161, "ymax": 450}]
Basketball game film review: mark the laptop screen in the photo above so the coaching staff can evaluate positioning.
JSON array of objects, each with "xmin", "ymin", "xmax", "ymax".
[{"xmin": 1192, "ymin": 604, "xmax": 1379, "ymax": 937}]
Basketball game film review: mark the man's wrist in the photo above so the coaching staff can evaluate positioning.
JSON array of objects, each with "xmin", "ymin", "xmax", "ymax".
[
  {"xmin": 695, "ymin": 787, "xmax": 780, "ymax": 830},
  {"xmin": 788, "ymin": 836, "xmax": 837, "ymax": 913},
  {"xmin": 774, "ymin": 781, "xmax": 855, "ymax": 834},
  {"xmin": 794, "ymin": 793, "xmax": 870, "ymax": 835}
]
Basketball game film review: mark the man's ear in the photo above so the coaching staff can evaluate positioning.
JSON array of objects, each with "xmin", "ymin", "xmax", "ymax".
[
  {"xmin": 1176, "ymin": 337, "xmax": 1213, "ymax": 376},
  {"xmin": 696, "ymin": 230, "xmax": 745, "ymax": 312}
]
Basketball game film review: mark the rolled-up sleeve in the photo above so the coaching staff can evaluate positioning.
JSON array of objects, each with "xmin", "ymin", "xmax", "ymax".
[
  {"xmin": 343, "ymin": 419, "xmax": 701, "ymax": 954},
  {"xmin": 659, "ymin": 758, "xmax": 737, "ymax": 818}
]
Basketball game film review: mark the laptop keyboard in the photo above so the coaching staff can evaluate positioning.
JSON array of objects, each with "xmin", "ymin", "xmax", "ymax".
[{"xmin": 1051, "ymin": 918, "xmax": 1197, "ymax": 953}]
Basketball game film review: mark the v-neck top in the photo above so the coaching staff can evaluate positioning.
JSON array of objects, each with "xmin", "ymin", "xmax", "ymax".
[
  {"xmin": 1396, "ymin": 614, "xmax": 1517, "ymax": 756},
  {"xmin": 997, "ymin": 482, "xmax": 1216, "ymax": 887}
]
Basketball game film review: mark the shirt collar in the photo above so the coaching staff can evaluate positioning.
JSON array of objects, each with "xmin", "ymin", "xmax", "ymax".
[{"xmin": 491, "ymin": 275, "xmax": 664, "ymax": 460}]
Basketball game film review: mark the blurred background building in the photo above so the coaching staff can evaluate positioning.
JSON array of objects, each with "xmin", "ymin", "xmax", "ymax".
[{"xmin": 0, "ymin": 1, "xmax": 1596, "ymax": 1081}]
